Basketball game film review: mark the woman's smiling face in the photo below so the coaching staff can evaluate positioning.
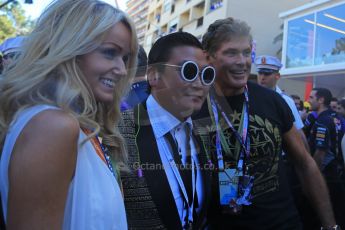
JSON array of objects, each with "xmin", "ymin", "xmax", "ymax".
[{"xmin": 78, "ymin": 22, "xmax": 131, "ymax": 104}]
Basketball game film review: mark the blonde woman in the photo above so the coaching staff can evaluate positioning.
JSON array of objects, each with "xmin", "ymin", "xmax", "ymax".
[{"xmin": 0, "ymin": 0, "xmax": 138, "ymax": 229}]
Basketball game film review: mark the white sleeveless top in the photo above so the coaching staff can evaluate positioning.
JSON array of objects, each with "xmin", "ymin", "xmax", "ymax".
[{"xmin": 0, "ymin": 105, "xmax": 127, "ymax": 229}]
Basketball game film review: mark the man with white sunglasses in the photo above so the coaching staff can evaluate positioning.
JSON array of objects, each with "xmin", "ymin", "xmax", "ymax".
[{"xmin": 119, "ymin": 32, "xmax": 215, "ymax": 229}]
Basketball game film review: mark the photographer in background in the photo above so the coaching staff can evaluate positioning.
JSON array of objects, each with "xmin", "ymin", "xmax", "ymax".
[{"xmin": 0, "ymin": 36, "xmax": 25, "ymax": 72}]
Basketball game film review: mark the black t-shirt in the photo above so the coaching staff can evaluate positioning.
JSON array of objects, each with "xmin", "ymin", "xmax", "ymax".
[
  {"xmin": 309, "ymin": 109, "xmax": 344, "ymax": 173},
  {"xmin": 309, "ymin": 109, "xmax": 337, "ymax": 153},
  {"xmin": 194, "ymin": 82, "xmax": 301, "ymax": 229},
  {"xmin": 303, "ymin": 111, "xmax": 318, "ymax": 139}
]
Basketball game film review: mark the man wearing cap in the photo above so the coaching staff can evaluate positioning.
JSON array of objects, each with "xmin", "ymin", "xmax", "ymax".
[
  {"xmin": 255, "ymin": 55, "xmax": 309, "ymax": 150},
  {"xmin": 0, "ymin": 36, "xmax": 25, "ymax": 71}
]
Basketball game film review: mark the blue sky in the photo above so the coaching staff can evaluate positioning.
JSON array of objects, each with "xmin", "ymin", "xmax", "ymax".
[{"xmin": 21, "ymin": 0, "xmax": 127, "ymax": 19}]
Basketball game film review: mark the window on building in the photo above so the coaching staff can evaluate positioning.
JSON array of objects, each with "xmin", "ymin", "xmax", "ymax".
[
  {"xmin": 168, "ymin": 17, "xmax": 178, "ymax": 33},
  {"xmin": 209, "ymin": 0, "xmax": 223, "ymax": 12},
  {"xmin": 162, "ymin": 24, "xmax": 168, "ymax": 34},
  {"xmin": 179, "ymin": 10, "xmax": 190, "ymax": 27},
  {"xmin": 169, "ymin": 24, "xmax": 177, "ymax": 33},
  {"xmin": 193, "ymin": 1, "xmax": 205, "ymax": 21},
  {"xmin": 314, "ymin": 3, "xmax": 345, "ymax": 65},
  {"xmin": 197, "ymin": 17, "xmax": 204, "ymax": 27},
  {"xmin": 163, "ymin": 0, "xmax": 171, "ymax": 13},
  {"xmin": 156, "ymin": 13, "xmax": 161, "ymax": 23},
  {"xmin": 285, "ymin": 3, "xmax": 345, "ymax": 68},
  {"xmin": 286, "ymin": 13, "xmax": 314, "ymax": 68},
  {"xmin": 171, "ymin": 4, "xmax": 175, "ymax": 14}
]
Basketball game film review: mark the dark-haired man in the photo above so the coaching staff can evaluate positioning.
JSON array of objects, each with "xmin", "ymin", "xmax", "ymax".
[
  {"xmin": 119, "ymin": 32, "xmax": 214, "ymax": 229},
  {"xmin": 195, "ymin": 17, "xmax": 338, "ymax": 230},
  {"xmin": 330, "ymin": 97, "xmax": 339, "ymax": 112},
  {"xmin": 308, "ymin": 88, "xmax": 343, "ymax": 169},
  {"xmin": 338, "ymin": 99, "xmax": 345, "ymax": 118},
  {"xmin": 307, "ymin": 88, "xmax": 345, "ymax": 229}
]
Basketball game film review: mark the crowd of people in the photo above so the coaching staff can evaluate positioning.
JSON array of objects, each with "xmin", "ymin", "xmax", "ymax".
[
  {"xmin": 254, "ymin": 54, "xmax": 345, "ymax": 230},
  {"xmin": 0, "ymin": 0, "xmax": 344, "ymax": 230}
]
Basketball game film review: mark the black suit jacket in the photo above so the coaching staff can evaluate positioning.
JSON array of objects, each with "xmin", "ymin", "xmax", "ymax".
[{"xmin": 119, "ymin": 102, "xmax": 212, "ymax": 230}]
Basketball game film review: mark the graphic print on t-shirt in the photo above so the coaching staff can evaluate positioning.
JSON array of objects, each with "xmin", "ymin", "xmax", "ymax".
[{"xmin": 210, "ymin": 112, "xmax": 282, "ymax": 198}]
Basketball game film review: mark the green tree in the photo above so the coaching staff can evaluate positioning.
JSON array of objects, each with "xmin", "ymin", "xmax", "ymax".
[
  {"xmin": 0, "ymin": 1, "xmax": 34, "ymax": 43},
  {"xmin": 0, "ymin": 14, "xmax": 16, "ymax": 42}
]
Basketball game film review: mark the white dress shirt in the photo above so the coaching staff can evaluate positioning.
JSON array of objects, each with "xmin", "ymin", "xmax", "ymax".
[{"xmin": 146, "ymin": 95, "xmax": 204, "ymax": 227}]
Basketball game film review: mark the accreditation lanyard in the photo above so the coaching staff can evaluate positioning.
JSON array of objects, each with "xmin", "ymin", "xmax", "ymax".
[
  {"xmin": 83, "ymin": 128, "xmax": 117, "ymax": 179},
  {"xmin": 210, "ymin": 86, "xmax": 250, "ymax": 174},
  {"xmin": 164, "ymin": 131, "xmax": 197, "ymax": 225}
]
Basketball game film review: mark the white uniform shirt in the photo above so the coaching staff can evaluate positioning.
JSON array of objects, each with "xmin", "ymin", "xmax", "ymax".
[{"xmin": 276, "ymin": 86, "xmax": 304, "ymax": 130}]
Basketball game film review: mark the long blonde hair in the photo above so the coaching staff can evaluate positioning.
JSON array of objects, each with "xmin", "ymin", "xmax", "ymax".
[{"xmin": 0, "ymin": 0, "xmax": 138, "ymax": 165}]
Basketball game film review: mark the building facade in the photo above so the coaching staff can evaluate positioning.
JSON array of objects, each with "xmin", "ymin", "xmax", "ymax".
[
  {"xmin": 139, "ymin": 0, "xmax": 344, "ymax": 99},
  {"xmin": 142, "ymin": 0, "xmax": 310, "ymax": 78},
  {"xmin": 126, "ymin": 0, "xmax": 149, "ymax": 45},
  {"xmin": 279, "ymin": 0, "xmax": 345, "ymax": 99},
  {"xmin": 142, "ymin": 0, "xmax": 311, "ymax": 54}
]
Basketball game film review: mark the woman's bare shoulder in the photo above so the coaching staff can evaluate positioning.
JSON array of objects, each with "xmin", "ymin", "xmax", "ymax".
[
  {"xmin": 7, "ymin": 109, "xmax": 81, "ymax": 229},
  {"xmin": 32, "ymin": 109, "xmax": 79, "ymax": 131},
  {"xmin": 23, "ymin": 109, "xmax": 80, "ymax": 141},
  {"xmin": 11, "ymin": 109, "xmax": 81, "ymax": 168}
]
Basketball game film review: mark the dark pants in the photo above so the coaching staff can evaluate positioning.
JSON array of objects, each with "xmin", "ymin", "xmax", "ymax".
[
  {"xmin": 286, "ymin": 159, "xmax": 345, "ymax": 230},
  {"xmin": 296, "ymin": 160, "xmax": 345, "ymax": 230},
  {"xmin": 324, "ymin": 160, "xmax": 345, "ymax": 230}
]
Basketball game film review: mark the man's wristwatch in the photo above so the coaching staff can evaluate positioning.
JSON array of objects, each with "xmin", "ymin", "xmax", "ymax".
[{"xmin": 321, "ymin": 225, "xmax": 341, "ymax": 230}]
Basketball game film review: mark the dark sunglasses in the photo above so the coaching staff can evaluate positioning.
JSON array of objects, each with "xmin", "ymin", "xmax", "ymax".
[
  {"xmin": 3, "ymin": 52, "xmax": 18, "ymax": 60},
  {"xmin": 161, "ymin": 60, "xmax": 216, "ymax": 86}
]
